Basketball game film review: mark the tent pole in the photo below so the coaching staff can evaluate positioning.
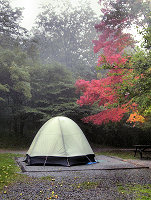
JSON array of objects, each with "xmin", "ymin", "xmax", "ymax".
[
  {"xmin": 44, "ymin": 156, "xmax": 48, "ymax": 166},
  {"xmin": 67, "ymin": 157, "xmax": 70, "ymax": 167},
  {"xmin": 86, "ymin": 155, "xmax": 92, "ymax": 163}
]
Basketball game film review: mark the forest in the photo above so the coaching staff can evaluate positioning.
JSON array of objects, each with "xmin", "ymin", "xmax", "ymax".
[{"xmin": 0, "ymin": 0, "xmax": 151, "ymax": 148}]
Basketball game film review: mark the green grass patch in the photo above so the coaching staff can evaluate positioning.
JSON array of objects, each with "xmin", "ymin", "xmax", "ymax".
[
  {"xmin": 96, "ymin": 150, "xmax": 138, "ymax": 160},
  {"xmin": 40, "ymin": 176, "xmax": 54, "ymax": 180},
  {"xmin": 0, "ymin": 153, "xmax": 26, "ymax": 191},
  {"xmin": 118, "ymin": 183, "xmax": 151, "ymax": 199},
  {"xmin": 74, "ymin": 181, "xmax": 99, "ymax": 189}
]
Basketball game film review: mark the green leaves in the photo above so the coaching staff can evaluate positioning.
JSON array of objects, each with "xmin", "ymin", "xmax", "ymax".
[
  {"xmin": 0, "ymin": 48, "xmax": 32, "ymax": 101},
  {"xmin": 0, "ymin": 84, "xmax": 9, "ymax": 93},
  {"xmin": 29, "ymin": 62, "xmax": 77, "ymax": 121},
  {"xmin": 0, "ymin": 0, "xmax": 26, "ymax": 37},
  {"xmin": 33, "ymin": 4, "xmax": 98, "ymax": 79},
  {"xmin": 9, "ymin": 63, "xmax": 31, "ymax": 99}
]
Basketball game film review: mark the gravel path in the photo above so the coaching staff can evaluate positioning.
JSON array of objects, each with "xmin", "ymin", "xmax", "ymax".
[{"xmin": 0, "ymin": 168, "xmax": 151, "ymax": 199}]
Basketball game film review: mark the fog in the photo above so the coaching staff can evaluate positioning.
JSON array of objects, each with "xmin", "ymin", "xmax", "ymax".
[{"xmin": 10, "ymin": 0, "xmax": 101, "ymax": 30}]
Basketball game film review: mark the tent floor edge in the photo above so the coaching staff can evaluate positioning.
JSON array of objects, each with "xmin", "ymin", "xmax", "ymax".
[{"xmin": 25, "ymin": 154, "xmax": 96, "ymax": 167}]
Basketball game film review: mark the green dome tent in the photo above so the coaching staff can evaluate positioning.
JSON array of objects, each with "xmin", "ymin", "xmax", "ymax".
[{"xmin": 26, "ymin": 116, "xmax": 95, "ymax": 166}]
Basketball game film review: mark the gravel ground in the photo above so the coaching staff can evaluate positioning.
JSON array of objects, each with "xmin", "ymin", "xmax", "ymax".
[
  {"xmin": 1, "ymin": 149, "xmax": 151, "ymax": 199},
  {"xmin": 0, "ymin": 168, "xmax": 151, "ymax": 199}
]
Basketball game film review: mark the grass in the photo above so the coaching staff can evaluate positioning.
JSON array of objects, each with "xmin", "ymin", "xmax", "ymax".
[
  {"xmin": 96, "ymin": 150, "xmax": 138, "ymax": 160},
  {"xmin": 118, "ymin": 183, "xmax": 151, "ymax": 199},
  {"xmin": 74, "ymin": 181, "xmax": 99, "ymax": 189},
  {"xmin": 40, "ymin": 176, "xmax": 55, "ymax": 180},
  {"xmin": 0, "ymin": 153, "xmax": 26, "ymax": 191}
]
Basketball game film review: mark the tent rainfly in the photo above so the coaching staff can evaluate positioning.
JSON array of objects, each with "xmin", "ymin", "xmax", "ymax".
[{"xmin": 25, "ymin": 116, "xmax": 96, "ymax": 166}]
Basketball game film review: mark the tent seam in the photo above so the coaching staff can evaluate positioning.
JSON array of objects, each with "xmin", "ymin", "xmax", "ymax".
[{"xmin": 58, "ymin": 118, "xmax": 68, "ymax": 157}]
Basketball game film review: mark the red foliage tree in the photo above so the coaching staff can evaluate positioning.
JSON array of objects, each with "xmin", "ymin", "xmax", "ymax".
[{"xmin": 75, "ymin": 0, "xmax": 145, "ymax": 125}]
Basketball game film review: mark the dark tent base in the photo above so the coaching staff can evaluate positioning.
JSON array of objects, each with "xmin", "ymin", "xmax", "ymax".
[{"xmin": 25, "ymin": 154, "xmax": 96, "ymax": 166}]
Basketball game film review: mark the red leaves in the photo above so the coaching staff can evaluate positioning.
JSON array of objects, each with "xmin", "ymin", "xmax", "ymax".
[
  {"xmin": 75, "ymin": 79, "xmax": 90, "ymax": 93},
  {"xmin": 98, "ymin": 54, "xmax": 128, "ymax": 67},
  {"xmin": 75, "ymin": 68, "xmax": 132, "ymax": 125},
  {"xmin": 75, "ymin": 0, "xmax": 140, "ymax": 125},
  {"xmin": 75, "ymin": 75, "xmax": 120, "ymax": 108},
  {"xmin": 93, "ymin": 0, "xmax": 134, "ymax": 57},
  {"xmin": 82, "ymin": 107, "xmax": 128, "ymax": 125}
]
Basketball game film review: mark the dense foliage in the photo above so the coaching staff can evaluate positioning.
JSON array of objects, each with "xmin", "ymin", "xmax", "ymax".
[
  {"xmin": 76, "ymin": 0, "xmax": 151, "ymax": 130},
  {"xmin": 31, "ymin": 4, "xmax": 99, "ymax": 79},
  {"xmin": 0, "ymin": 0, "xmax": 98, "ymax": 146}
]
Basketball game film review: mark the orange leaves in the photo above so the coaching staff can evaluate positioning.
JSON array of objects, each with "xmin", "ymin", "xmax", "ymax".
[
  {"xmin": 126, "ymin": 112, "xmax": 145, "ymax": 124},
  {"xmin": 125, "ymin": 103, "xmax": 145, "ymax": 125}
]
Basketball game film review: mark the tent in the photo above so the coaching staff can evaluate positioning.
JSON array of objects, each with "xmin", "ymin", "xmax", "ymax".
[{"xmin": 25, "ymin": 116, "xmax": 96, "ymax": 166}]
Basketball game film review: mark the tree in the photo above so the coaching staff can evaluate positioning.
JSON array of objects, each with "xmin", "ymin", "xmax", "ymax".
[
  {"xmin": 31, "ymin": 4, "xmax": 99, "ymax": 79},
  {"xmin": 28, "ymin": 62, "xmax": 76, "ymax": 121},
  {"xmin": 75, "ymin": 0, "xmax": 150, "ymax": 127},
  {"xmin": 0, "ymin": 46, "xmax": 32, "ymax": 135},
  {"xmin": 26, "ymin": 61, "xmax": 98, "ymax": 136},
  {"xmin": 0, "ymin": 0, "xmax": 27, "ymax": 48},
  {"xmin": 124, "ymin": 25, "xmax": 151, "ymax": 128}
]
